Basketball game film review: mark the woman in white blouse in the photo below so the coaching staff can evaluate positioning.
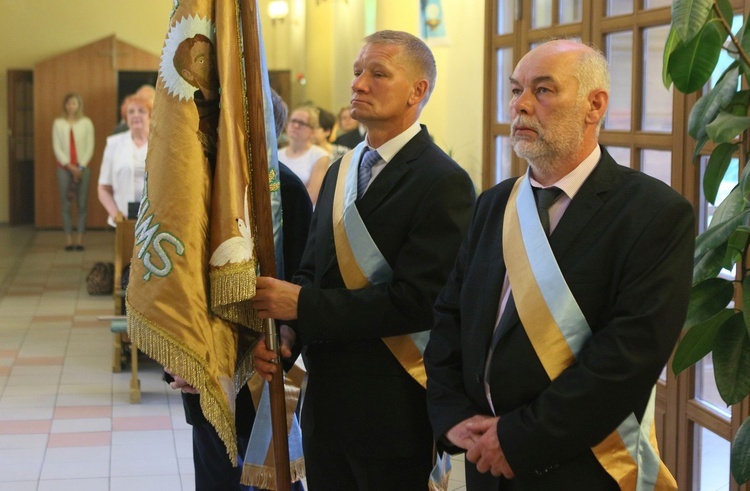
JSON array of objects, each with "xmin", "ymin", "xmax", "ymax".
[
  {"xmin": 279, "ymin": 106, "xmax": 330, "ymax": 205},
  {"xmin": 98, "ymin": 94, "xmax": 151, "ymax": 227},
  {"xmin": 52, "ymin": 93, "xmax": 95, "ymax": 251}
]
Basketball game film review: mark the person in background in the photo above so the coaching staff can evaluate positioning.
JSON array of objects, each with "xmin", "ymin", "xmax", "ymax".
[
  {"xmin": 98, "ymin": 94, "xmax": 151, "ymax": 227},
  {"xmin": 335, "ymin": 104, "xmax": 359, "ymax": 138},
  {"xmin": 424, "ymin": 39, "xmax": 694, "ymax": 490},
  {"xmin": 167, "ymin": 88, "xmax": 311, "ymax": 491},
  {"xmin": 52, "ymin": 92, "xmax": 95, "ymax": 251},
  {"xmin": 112, "ymin": 84, "xmax": 156, "ymax": 134},
  {"xmin": 279, "ymin": 105, "xmax": 330, "ymax": 205},
  {"xmin": 135, "ymin": 84, "xmax": 156, "ymax": 106},
  {"xmin": 333, "ymin": 115, "xmax": 366, "ymax": 149},
  {"xmin": 313, "ymin": 106, "xmax": 350, "ymax": 163},
  {"xmin": 252, "ymin": 30, "xmax": 476, "ymax": 490}
]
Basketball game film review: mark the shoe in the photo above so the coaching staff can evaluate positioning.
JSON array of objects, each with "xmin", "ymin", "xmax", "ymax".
[
  {"xmin": 75, "ymin": 245, "xmax": 84, "ymax": 251},
  {"xmin": 65, "ymin": 245, "xmax": 74, "ymax": 251}
]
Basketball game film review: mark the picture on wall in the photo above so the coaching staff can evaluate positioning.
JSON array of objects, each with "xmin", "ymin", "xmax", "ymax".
[{"xmin": 420, "ymin": 0, "xmax": 448, "ymax": 45}]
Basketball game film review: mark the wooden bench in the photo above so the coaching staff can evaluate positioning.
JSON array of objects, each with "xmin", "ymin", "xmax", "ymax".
[
  {"xmin": 111, "ymin": 213, "xmax": 140, "ymax": 403},
  {"xmin": 100, "ymin": 315, "xmax": 140, "ymax": 403}
]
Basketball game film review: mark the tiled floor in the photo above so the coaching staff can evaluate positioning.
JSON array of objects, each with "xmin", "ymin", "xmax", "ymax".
[{"xmin": 0, "ymin": 226, "xmax": 467, "ymax": 490}]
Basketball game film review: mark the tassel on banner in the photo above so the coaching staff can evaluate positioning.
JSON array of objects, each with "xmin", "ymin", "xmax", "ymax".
[{"xmin": 428, "ymin": 451, "xmax": 453, "ymax": 491}]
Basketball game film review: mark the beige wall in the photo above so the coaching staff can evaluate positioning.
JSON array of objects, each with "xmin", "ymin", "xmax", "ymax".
[
  {"xmin": 418, "ymin": 0, "xmax": 485, "ymax": 185},
  {"xmin": 0, "ymin": 0, "xmax": 173, "ymax": 224},
  {"xmin": 272, "ymin": 0, "xmax": 485, "ymax": 187},
  {"xmin": 0, "ymin": 0, "xmax": 484, "ymax": 223}
]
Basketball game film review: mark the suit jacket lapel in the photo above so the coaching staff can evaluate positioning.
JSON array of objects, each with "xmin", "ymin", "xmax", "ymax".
[
  {"xmin": 549, "ymin": 147, "xmax": 619, "ymax": 259},
  {"xmin": 355, "ymin": 127, "xmax": 431, "ymax": 219},
  {"xmin": 476, "ymin": 189, "xmax": 514, "ymax": 370},
  {"xmin": 491, "ymin": 149, "xmax": 619, "ymax": 348},
  {"xmin": 319, "ymin": 127, "xmax": 429, "ymax": 279},
  {"xmin": 479, "ymin": 262, "xmax": 509, "ymax": 370}
]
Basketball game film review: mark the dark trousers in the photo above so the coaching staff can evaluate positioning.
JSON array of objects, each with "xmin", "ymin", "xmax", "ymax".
[
  {"xmin": 184, "ymin": 387, "xmax": 252, "ymax": 491},
  {"xmin": 184, "ymin": 386, "xmax": 306, "ymax": 491},
  {"xmin": 191, "ymin": 419, "xmax": 248, "ymax": 491},
  {"xmin": 303, "ymin": 429, "xmax": 432, "ymax": 491},
  {"xmin": 56, "ymin": 166, "xmax": 90, "ymax": 236}
]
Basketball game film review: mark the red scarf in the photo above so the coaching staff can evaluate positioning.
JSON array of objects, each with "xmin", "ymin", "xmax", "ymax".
[{"xmin": 69, "ymin": 127, "xmax": 78, "ymax": 167}]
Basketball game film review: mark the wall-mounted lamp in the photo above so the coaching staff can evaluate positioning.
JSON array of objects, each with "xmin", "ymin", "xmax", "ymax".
[
  {"xmin": 425, "ymin": 3, "xmax": 442, "ymax": 30},
  {"xmin": 268, "ymin": 0, "xmax": 289, "ymax": 24}
]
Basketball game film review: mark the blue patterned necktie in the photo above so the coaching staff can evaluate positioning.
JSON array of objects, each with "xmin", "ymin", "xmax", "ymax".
[{"xmin": 357, "ymin": 148, "xmax": 381, "ymax": 197}]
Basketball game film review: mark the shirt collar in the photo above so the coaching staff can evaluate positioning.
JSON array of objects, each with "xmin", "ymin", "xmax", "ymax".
[
  {"xmin": 529, "ymin": 145, "xmax": 601, "ymax": 200},
  {"xmin": 364, "ymin": 121, "xmax": 421, "ymax": 164}
]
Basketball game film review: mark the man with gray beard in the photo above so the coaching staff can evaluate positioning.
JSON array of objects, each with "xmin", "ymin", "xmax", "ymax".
[{"xmin": 424, "ymin": 39, "xmax": 694, "ymax": 490}]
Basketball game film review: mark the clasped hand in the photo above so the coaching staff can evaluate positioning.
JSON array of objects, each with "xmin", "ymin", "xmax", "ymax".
[
  {"xmin": 68, "ymin": 164, "xmax": 82, "ymax": 182},
  {"xmin": 447, "ymin": 415, "xmax": 515, "ymax": 479},
  {"xmin": 164, "ymin": 368, "xmax": 199, "ymax": 394}
]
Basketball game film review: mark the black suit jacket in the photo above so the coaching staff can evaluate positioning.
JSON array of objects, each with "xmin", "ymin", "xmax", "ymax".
[
  {"xmin": 333, "ymin": 127, "xmax": 365, "ymax": 149},
  {"xmin": 425, "ymin": 147, "xmax": 695, "ymax": 489},
  {"xmin": 292, "ymin": 125, "xmax": 476, "ymax": 458}
]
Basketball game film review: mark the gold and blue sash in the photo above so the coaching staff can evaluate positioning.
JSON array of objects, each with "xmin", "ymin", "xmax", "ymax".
[
  {"xmin": 502, "ymin": 173, "xmax": 677, "ymax": 490},
  {"xmin": 332, "ymin": 145, "xmax": 430, "ymax": 387},
  {"xmin": 241, "ymin": 366, "xmax": 306, "ymax": 488}
]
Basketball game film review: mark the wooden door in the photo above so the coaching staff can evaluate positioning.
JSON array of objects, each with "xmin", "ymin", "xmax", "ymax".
[
  {"xmin": 7, "ymin": 70, "xmax": 34, "ymax": 225},
  {"xmin": 269, "ymin": 69, "xmax": 291, "ymax": 112},
  {"xmin": 33, "ymin": 35, "xmax": 160, "ymax": 228}
]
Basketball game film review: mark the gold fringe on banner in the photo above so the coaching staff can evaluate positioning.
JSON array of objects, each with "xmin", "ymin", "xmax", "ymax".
[
  {"xmin": 127, "ymin": 302, "xmax": 239, "ymax": 465},
  {"xmin": 209, "ymin": 261, "xmax": 258, "ymax": 326},
  {"xmin": 240, "ymin": 458, "xmax": 306, "ymax": 490},
  {"xmin": 234, "ymin": 351, "xmax": 256, "ymax": 392}
]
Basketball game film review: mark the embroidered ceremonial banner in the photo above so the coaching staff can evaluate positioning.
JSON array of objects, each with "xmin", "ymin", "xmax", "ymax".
[
  {"xmin": 332, "ymin": 147, "xmax": 429, "ymax": 388},
  {"xmin": 502, "ymin": 174, "xmax": 677, "ymax": 491},
  {"xmin": 126, "ymin": 0, "xmax": 278, "ymax": 463}
]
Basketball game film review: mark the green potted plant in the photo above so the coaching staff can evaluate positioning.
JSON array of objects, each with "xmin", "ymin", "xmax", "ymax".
[{"xmin": 664, "ymin": 0, "xmax": 750, "ymax": 483}]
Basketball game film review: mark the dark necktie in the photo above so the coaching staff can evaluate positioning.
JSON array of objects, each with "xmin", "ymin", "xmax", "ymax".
[
  {"xmin": 357, "ymin": 148, "xmax": 381, "ymax": 196},
  {"xmin": 533, "ymin": 186, "xmax": 563, "ymax": 236}
]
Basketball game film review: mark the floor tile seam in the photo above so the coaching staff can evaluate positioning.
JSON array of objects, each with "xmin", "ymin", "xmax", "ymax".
[{"xmin": 0, "ymin": 227, "xmax": 36, "ymax": 298}]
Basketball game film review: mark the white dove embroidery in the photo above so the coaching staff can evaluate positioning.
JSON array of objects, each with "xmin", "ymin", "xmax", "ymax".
[{"xmin": 209, "ymin": 185, "xmax": 254, "ymax": 266}]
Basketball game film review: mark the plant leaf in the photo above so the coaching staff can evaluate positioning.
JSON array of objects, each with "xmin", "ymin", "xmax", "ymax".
[
  {"xmin": 731, "ymin": 417, "xmax": 750, "ymax": 484},
  {"xmin": 694, "ymin": 246, "xmax": 728, "ymax": 284},
  {"xmin": 663, "ymin": 27, "xmax": 679, "ymax": 88},
  {"xmin": 723, "ymin": 227, "xmax": 750, "ymax": 268},
  {"xmin": 717, "ymin": 0, "xmax": 734, "ymax": 27},
  {"xmin": 714, "ymin": 313, "xmax": 750, "ymax": 404},
  {"xmin": 670, "ymin": 20, "xmax": 725, "ymax": 94},
  {"xmin": 693, "ymin": 134, "xmax": 711, "ymax": 162},
  {"xmin": 740, "ymin": 155, "xmax": 750, "ymax": 200},
  {"xmin": 673, "ymin": 309, "xmax": 735, "ymax": 376},
  {"xmin": 712, "ymin": 185, "xmax": 746, "ymax": 227},
  {"xmin": 671, "ymin": 0, "xmax": 715, "ymax": 44},
  {"xmin": 706, "ymin": 111, "xmax": 750, "ymax": 143},
  {"xmin": 704, "ymin": 142, "xmax": 739, "ymax": 204},
  {"xmin": 740, "ymin": 12, "xmax": 750, "ymax": 63},
  {"xmin": 693, "ymin": 188, "xmax": 747, "ymax": 259},
  {"xmin": 742, "ymin": 274, "xmax": 750, "ymax": 355},
  {"xmin": 728, "ymin": 90, "xmax": 750, "ymax": 116},
  {"xmin": 688, "ymin": 66, "xmax": 739, "ymax": 141},
  {"xmin": 685, "ymin": 278, "xmax": 735, "ymax": 329}
]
